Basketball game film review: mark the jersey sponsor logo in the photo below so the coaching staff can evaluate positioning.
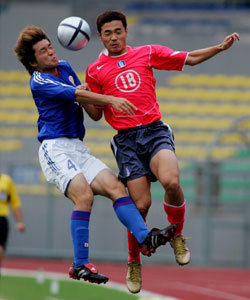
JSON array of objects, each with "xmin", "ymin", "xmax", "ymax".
[
  {"xmin": 97, "ymin": 64, "xmax": 105, "ymax": 70},
  {"xmin": 117, "ymin": 60, "xmax": 126, "ymax": 68},
  {"xmin": 115, "ymin": 69, "xmax": 141, "ymax": 93}
]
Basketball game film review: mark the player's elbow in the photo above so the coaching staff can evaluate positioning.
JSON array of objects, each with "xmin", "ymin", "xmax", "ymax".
[
  {"xmin": 185, "ymin": 57, "xmax": 197, "ymax": 66},
  {"xmin": 91, "ymin": 114, "xmax": 102, "ymax": 121},
  {"xmin": 85, "ymin": 107, "xmax": 103, "ymax": 121}
]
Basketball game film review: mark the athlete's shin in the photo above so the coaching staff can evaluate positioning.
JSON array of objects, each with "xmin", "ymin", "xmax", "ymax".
[
  {"xmin": 70, "ymin": 210, "xmax": 90, "ymax": 266},
  {"xmin": 163, "ymin": 202, "xmax": 185, "ymax": 235},
  {"xmin": 127, "ymin": 229, "xmax": 141, "ymax": 263},
  {"xmin": 113, "ymin": 197, "xmax": 149, "ymax": 243}
]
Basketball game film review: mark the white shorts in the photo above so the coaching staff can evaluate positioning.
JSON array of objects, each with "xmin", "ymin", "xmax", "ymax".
[{"xmin": 38, "ymin": 138, "xmax": 109, "ymax": 195}]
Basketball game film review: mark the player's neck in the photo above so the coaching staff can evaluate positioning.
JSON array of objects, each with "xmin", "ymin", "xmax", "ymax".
[
  {"xmin": 41, "ymin": 67, "xmax": 60, "ymax": 77},
  {"xmin": 108, "ymin": 47, "xmax": 128, "ymax": 57}
]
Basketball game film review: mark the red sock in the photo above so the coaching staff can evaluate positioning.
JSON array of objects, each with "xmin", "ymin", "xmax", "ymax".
[
  {"xmin": 164, "ymin": 202, "xmax": 186, "ymax": 236},
  {"xmin": 127, "ymin": 229, "xmax": 141, "ymax": 263}
]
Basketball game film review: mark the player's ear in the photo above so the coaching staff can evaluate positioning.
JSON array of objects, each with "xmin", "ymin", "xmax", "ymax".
[
  {"xmin": 29, "ymin": 60, "xmax": 39, "ymax": 71},
  {"xmin": 29, "ymin": 61, "xmax": 37, "ymax": 68},
  {"xmin": 97, "ymin": 31, "xmax": 102, "ymax": 41}
]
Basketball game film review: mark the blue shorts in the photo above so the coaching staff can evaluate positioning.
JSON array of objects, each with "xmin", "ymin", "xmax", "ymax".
[{"xmin": 111, "ymin": 121, "xmax": 175, "ymax": 184}]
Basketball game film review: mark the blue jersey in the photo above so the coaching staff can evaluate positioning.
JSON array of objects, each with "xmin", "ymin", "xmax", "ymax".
[{"xmin": 30, "ymin": 60, "xmax": 85, "ymax": 143}]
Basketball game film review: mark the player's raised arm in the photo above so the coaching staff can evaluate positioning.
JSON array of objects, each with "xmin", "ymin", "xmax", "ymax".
[
  {"xmin": 185, "ymin": 32, "xmax": 240, "ymax": 66},
  {"xmin": 75, "ymin": 89, "xmax": 137, "ymax": 115}
]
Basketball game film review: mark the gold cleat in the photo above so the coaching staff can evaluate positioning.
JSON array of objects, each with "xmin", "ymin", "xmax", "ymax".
[
  {"xmin": 170, "ymin": 234, "xmax": 191, "ymax": 265},
  {"xmin": 126, "ymin": 261, "xmax": 142, "ymax": 294}
]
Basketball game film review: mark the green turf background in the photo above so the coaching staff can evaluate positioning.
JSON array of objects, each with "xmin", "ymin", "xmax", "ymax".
[{"xmin": 0, "ymin": 275, "xmax": 138, "ymax": 300}]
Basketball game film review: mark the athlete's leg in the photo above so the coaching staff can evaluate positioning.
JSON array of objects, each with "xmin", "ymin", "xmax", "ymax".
[
  {"xmin": 66, "ymin": 173, "xmax": 108, "ymax": 283},
  {"xmin": 127, "ymin": 176, "xmax": 152, "ymax": 219},
  {"xmin": 67, "ymin": 173, "xmax": 94, "ymax": 212},
  {"xmin": 110, "ymin": 131, "xmax": 152, "ymax": 260},
  {"xmin": 150, "ymin": 149, "xmax": 190, "ymax": 265},
  {"xmin": 91, "ymin": 169, "xmax": 173, "ymax": 252},
  {"xmin": 150, "ymin": 149, "xmax": 185, "ymax": 231},
  {"xmin": 38, "ymin": 140, "xmax": 109, "ymax": 283},
  {"xmin": 66, "ymin": 173, "xmax": 94, "ymax": 266},
  {"xmin": 126, "ymin": 176, "xmax": 151, "ymax": 294},
  {"xmin": 91, "ymin": 170, "xmax": 176, "ymax": 293},
  {"xmin": 90, "ymin": 169, "xmax": 150, "ymax": 244},
  {"xmin": 126, "ymin": 176, "xmax": 151, "ymax": 262}
]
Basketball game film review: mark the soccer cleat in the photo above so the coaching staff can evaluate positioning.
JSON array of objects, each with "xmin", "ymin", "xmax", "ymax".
[
  {"xmin": 139, "ymin": 224, "xmax": 176, "ymax": 256},
  {"xmin": 170, "ymin": 234, "xmax": 191, "ymax": 265},
  {"xmin": 69, "ymin": 263, "xmax": 109, "ymax": 284},
  {"xmin": 126, "ymin": 261, "xmax": 142, "ymax": 294}
]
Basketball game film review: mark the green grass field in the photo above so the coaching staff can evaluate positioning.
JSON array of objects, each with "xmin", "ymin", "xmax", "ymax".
[{"xmin": 0, "ymin": 275, "xmax": 139, "ymax": 300}]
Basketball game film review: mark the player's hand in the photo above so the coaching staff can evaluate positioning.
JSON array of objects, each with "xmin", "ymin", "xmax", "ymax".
[
  {"xmin": 16, "ymin": 222, "xmax": 26, "ymax": 232},
  {"xmin": 219, "ymin": 32, "xmax": 240, "ymax": 51},
  {"xmin": 76, "ymin": 82, "xmax": 90, "ymax": 91},
  {"xmin": 77, "ymin": 83, "xmax": 93, "ymax": 108},
  {"xmin": 109, "ymin": 96, "xmax": 138, "ymax": 115}
]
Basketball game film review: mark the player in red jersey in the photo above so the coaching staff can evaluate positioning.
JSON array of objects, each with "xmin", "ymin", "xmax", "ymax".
[{"xmin": 84, "ymin": 10, "xmax": 240, "ymax": 293}]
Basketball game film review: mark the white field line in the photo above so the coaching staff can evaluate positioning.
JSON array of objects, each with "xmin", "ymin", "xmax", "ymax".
[{"xmin": 1, "ymin": 268, "xmax": 179, "ymax": 300}]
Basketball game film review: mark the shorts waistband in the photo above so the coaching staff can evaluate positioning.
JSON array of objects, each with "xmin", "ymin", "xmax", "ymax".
[{"xmin": 118, "ymin": 120, "xmax": 163, "ymax": 134}]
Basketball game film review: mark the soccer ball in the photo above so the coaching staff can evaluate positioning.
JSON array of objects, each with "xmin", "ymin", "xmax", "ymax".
[{"xmin": 57, "ymin": 16, "xmax": 91, "ymax": 51}]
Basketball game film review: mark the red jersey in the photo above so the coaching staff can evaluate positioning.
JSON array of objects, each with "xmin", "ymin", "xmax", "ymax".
[{"xmin": 86, "ymin": 45, "xmax": 188, "ymax": 130}]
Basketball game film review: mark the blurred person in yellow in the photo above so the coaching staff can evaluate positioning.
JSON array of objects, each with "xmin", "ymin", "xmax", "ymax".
[{"xmin": 0, "ymin": 173, "xmax": 26, "ymax": 271}]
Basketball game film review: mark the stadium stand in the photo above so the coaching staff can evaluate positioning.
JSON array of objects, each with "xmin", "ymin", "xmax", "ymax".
[{"xmin": 1, "ymin": 71, "xmax": 250, "ymax": 201}]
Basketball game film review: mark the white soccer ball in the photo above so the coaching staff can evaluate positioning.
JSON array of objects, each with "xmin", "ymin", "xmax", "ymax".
[{"xmin": 57, "ymin": 16, "xmax": 91, "ymax": 51}]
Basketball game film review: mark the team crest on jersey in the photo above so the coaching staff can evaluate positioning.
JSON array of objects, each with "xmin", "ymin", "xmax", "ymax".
[
  {"xmin": 117, "ymin": 60, "xmax": 126, "ymax": 68},
  {"xmin": 68, "ymin": 75, "xmax": 76, "ymax": 86}
]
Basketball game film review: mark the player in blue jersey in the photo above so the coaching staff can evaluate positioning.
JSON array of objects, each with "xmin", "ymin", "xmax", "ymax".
[{"xmin": 14, "ymin": 25, "xmax": 176, "ymax": 284}]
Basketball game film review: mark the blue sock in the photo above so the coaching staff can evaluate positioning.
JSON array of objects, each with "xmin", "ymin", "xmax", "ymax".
[
  {"xmin": 70, "ymin": 210, "xmax": 90, "ymax": 266},
  {"xmin": 113, "ymin": 196, "xmax": 149, "ymax": 243}
]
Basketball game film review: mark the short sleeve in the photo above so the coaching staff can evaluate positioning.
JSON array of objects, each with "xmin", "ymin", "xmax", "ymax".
[
  {"xmin": 31, "ymin": 73, "xmax": 76, "ymax": 102},
  {"xmin": 150, "ymin": 45, "xmax": 188, "ymax": 71},
  {"xmin": 7, "ymin": 176, "xmax": 21, "ymax": 210}
]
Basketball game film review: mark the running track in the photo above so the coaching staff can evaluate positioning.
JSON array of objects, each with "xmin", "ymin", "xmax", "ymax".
[{"xmin": 2, "ymin": 257, "xmax": 250, "ymax": 300}]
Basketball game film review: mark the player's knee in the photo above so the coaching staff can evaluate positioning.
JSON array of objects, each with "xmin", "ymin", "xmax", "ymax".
[
  {"xmin": 106, "ymin": 180, "xmax": 127, "ymax": 201},
  {"xmin": 162, "ymin": 176, "xmax": 180, "ymax": 194},
  {"xmin": 74, "ymin": 190, "xmax": 94, "ymax": 211},
  {"xmin": 77, "ymin": 198, "xmax": 93, "ymax": 211},
  {"xmin": 137, "ymin": 205, "xmax": 150, "ymax": 219},
  {"xmin": 134, "ymin": 198, "xmax": 151, "ymax": 219}
]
